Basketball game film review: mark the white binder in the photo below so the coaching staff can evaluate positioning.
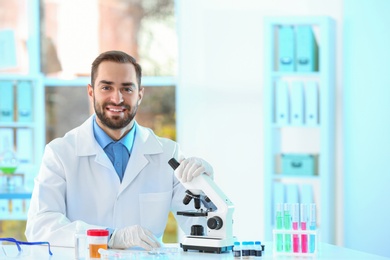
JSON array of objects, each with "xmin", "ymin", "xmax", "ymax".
[
  {"xmin": 305, "ymin": 81, "xmax": 319, "ymax": 125},
  {"xmin": 0, "ymin": 128, "xmax": 14, "ymax": 152},
  {"xmin": 300, "ymin": 184, "xmax": 314, "ymax": 204},
  {"xmin": 275, "ymin": 80, "xmax": 290, "ymax": 125},
  {"xmin": 11, "ymin": 199, "xmax": 24, "ymax": 215},
  {"xmin": 286, "ymin": 184, "xmax": 299, "ymax": 203},
  {"xmin": 0, "ymin": 199, "xmax": 9, "ymax": 215},
  {"xmin": 16, "ymin": 128, "xmax": 33, "ymax": 164},
  {"xmin": 290, "ymin": 81, "xmax": 304, "ymax": 125}
]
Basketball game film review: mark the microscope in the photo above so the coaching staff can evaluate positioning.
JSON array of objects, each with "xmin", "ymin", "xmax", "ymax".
[{"xmin": 168, "ymin": 158, "xmax": 234, "ymax": 254}]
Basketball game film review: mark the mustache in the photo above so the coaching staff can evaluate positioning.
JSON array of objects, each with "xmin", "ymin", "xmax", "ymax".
[{"xmin": 103, "ymin": 102, "xmax": 131, "ymax": 110}]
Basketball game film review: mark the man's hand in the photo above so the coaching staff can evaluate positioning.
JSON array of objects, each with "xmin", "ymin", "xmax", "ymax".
[
  {"xmin": 175, "ymin": 157, "xmax": 214, "ymax": 183},
  {"xmin": 108, "ymin": 225, "xmax": 161, "ymax": 250}
]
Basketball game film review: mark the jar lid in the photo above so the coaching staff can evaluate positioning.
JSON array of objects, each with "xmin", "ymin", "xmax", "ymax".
[{"xmin": 87, "ymin": 229, "xmax": 109, "ymax": 236}]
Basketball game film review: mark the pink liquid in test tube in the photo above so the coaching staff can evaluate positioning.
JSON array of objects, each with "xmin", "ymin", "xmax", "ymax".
[
  {"xmin": 292, "ymin": 203, "xmax": 299, "ymax": 253},
  {"xmin": 301, "ymin": 204, "xmax": 308, "ymax": 253}
]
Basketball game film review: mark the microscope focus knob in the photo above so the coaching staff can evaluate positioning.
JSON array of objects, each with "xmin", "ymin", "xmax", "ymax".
[{"xmin": 207, "ymin": 216, "xmax": 223, "ymax": 230}]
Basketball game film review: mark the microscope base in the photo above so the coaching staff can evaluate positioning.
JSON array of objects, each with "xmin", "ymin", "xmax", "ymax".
[{"xmin": 180, "ymin": 236, "xmax": 234, "ymax": 254}]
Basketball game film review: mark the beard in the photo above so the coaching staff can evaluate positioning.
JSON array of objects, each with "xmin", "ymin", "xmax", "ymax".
[{"xmin": 94, "ymin": 99, "xmax": 138, "ymax": 130}]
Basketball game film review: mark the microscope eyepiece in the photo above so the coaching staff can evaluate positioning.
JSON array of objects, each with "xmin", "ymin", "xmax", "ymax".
[
  {"xmin": 194, "ymin": 197, "xmax": 201, "ymax": 209},
  {"xmin": 168, "ymin": 158, "xmax": 180, "ymax": 170},
  {"xmin": 183, "ymin": 194, "xmax": 192, "ymax": 205}
]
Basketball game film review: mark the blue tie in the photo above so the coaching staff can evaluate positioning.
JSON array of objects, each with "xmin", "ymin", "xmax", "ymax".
[{"xmin": 104, "ymin": 142, "xmax": 130, "ymax": 182}]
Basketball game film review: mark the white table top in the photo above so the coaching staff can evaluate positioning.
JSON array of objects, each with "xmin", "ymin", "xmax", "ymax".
[{"xmin": 1, "ymin": 242, "xmax": 388, "ymax": 260}]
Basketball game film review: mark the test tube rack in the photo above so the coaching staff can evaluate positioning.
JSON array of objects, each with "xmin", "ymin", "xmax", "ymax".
[{"xmin": 272, "ymin": 228, "xmax": 319, "ymax": 256}]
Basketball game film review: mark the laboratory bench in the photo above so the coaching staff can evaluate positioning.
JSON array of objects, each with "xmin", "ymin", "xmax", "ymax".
[{"xmin": 1, "ymin": 242, "xmax": 388, "ymax": 260}]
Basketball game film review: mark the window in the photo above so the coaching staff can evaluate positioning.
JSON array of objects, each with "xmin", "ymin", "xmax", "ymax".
[
  {"xmin": 41, "ymin": 0, "xmax": 177, "ymax": 78},
  {"xmin": 1, "ymin": 0, "xmax": 178, "ymax": 242}
]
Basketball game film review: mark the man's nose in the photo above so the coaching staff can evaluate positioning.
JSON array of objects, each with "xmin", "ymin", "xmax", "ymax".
[{"xmin": 111, "ymin": 90, "xmax": 123, "ymax": 104}]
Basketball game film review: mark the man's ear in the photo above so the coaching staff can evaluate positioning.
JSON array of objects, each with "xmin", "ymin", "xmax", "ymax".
[
  {"xmin": 138, "ymin": 87, "xmax": 144, "ymax": 105},
  {"xmin": 87, "ymin": 84, "xmax": 94, "ymax": 98}
]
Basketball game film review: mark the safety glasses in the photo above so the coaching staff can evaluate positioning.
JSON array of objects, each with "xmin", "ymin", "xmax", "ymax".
[{"xmin": 0, "ymin": 237, "xmax": 53, "ymax": 258}]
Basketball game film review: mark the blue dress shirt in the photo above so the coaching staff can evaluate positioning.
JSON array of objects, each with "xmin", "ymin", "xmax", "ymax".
[{"xmin": 93, "ymin": 116, "xmax": 136, "ymax": 182}]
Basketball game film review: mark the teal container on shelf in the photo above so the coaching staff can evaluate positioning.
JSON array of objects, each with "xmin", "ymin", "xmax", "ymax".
[{"xmin": 281, "ymin": 154, "xmax": 317, "ymax": 176}]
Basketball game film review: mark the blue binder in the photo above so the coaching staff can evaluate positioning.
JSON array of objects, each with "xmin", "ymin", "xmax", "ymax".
[
  {"xmin": 296, "ymin": 26, "xmax": 318, "ymax": 72},
  {"xmin": 17, "ymin": 81, "xmax": 33, "ymax": 122},
  {"xmin": 0, "ymin": 81, "xmax": 14, "ymax": 122},
  {"xmin": 277, "ymin": 26, "xmax": 295, "ymax": 71}
]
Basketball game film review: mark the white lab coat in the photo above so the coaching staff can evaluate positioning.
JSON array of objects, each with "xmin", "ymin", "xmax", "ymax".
[{"xmin": 25, "ymin": 115, "xmax": 196, "ymax": 247}]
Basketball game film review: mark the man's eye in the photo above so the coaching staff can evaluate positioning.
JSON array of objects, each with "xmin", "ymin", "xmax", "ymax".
[
  {"xmin": 123, "ymin": 88, "xmax": 133, "ymax": 93},
  {"xmin": 102, "ymin": 86, "xmax": 111, "ymax": 90}
]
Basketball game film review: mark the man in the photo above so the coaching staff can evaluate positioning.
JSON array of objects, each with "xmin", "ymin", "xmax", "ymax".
[{"xmin": 25, "ymin": 50, "xmax": 213, "ymax": 250}]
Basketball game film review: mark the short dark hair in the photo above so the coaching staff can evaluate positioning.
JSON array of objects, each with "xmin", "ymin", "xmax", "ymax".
[{"xmin": 91, "ymin": 50, "xmax": 142, "ymax": 88}]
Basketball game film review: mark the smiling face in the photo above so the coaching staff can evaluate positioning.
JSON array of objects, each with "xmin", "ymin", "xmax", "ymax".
[{"xmin": 88, "ymin": 61, "xmax": 144, "ymax": 139}]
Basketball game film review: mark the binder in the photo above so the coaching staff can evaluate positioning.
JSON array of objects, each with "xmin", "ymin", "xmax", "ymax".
[
  {"xmin": 0, "ymin": 199, "xmax": 9, "ymax": 215},
  {"xmin": 290, "ymin": 81, "xmax": 304, "ymax": 125},
  {"xmin": 16, "ymin": 128, "xmax": 33, "ymax": 164},
  {"xmin": 0, "ymin": 81, "xmax": 14, "ymax": 122},
  {"xmin": 277, "ymin": 26, "xmax": 295, "ymax": 71},
  {"xmin": 0, "ymin": 128, "xmax": 14, "ymax": 152},
  {"xmin": 286, "ymin": 184, "xmax": 299, "ymax": 203},
  {"xmin": 296, "ymin": 26, "xmax": 318, "ymax": 72},
  {"xmin": 300, "ymin": 184, "xmax": 314, "ymax": 204},
  {"xmin": 273, "ymin": 182, "xmax": 285, "ymax": 206},
  {"xmin": 24, "ymin": 199, "xmax": 31, "ymax": 213},
  {"xmin": 305, "ymin": 81, "xmax": 319, "ymax": 125},
  {"xmin": 11, "ymin": 199, "xmax": 24, "ymax": 215},
  {"xmin": 275, "ymin": 80, "xmax": 290, "ymax": 125},
  {"xmin": 0, "ymin": 29, "xmax": 17, "ymax": 69},
  {"xmin": 17, "ymin": 81, "xmax": 33, "ymax": 122}
]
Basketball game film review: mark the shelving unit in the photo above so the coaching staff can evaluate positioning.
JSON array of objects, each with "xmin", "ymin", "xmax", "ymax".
[
  {"xmin": 0, "ymin": 75, "xmax": 45, "ymax": 220},
  {"xmin": 0, "ymin": 0, "xmax": 44, "ymax": 220},
  {"xmin": 263, "ymin": 16, "xmax": 335, "ymax": 242}
]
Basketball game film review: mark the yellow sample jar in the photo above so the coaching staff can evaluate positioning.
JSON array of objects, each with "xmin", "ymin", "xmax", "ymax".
[{"xmin": 87, "ymin": 229, "xmax": 109, "ymax": 258}]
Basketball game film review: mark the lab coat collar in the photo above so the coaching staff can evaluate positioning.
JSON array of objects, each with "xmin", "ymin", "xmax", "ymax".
[
  {"xmin": 75, "ymin": 115, "xmax": 164, "ymax": 190},
  {"xmin": 75, "ymin": 115, "xmax": 163, "ymax": 156}
]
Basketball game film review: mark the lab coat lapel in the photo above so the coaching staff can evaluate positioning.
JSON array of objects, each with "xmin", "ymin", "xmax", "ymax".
[
  {"xmin": 95, "ymin": 149, "xmax": 115, "ymax": 170},
  {"xmin": 119, "ymin": 124, "xmax": 163, "ymax": 194},
  {"xmin": 75, "ymin": 115, "xmax": 115, "ymax": 171}
]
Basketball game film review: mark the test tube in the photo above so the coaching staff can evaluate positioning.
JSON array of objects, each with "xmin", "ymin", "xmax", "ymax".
[
  {"xmin": 291, "ymin": 203, "xmax": 300, "ymax": 253},
  {"xmin": 283, "ymin": 203, "xmax": 292, "ymax": 252},
  {"xmin": 276, "ymin": 203, "xmax": 284, "ymax": 252},
  {"xmin": 300, "ymin": 204, "xmax": 308, "ymax": 253},
  {"xmin": 309, "ymin": 204, "xmax": 316, "ymax": 253}
]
